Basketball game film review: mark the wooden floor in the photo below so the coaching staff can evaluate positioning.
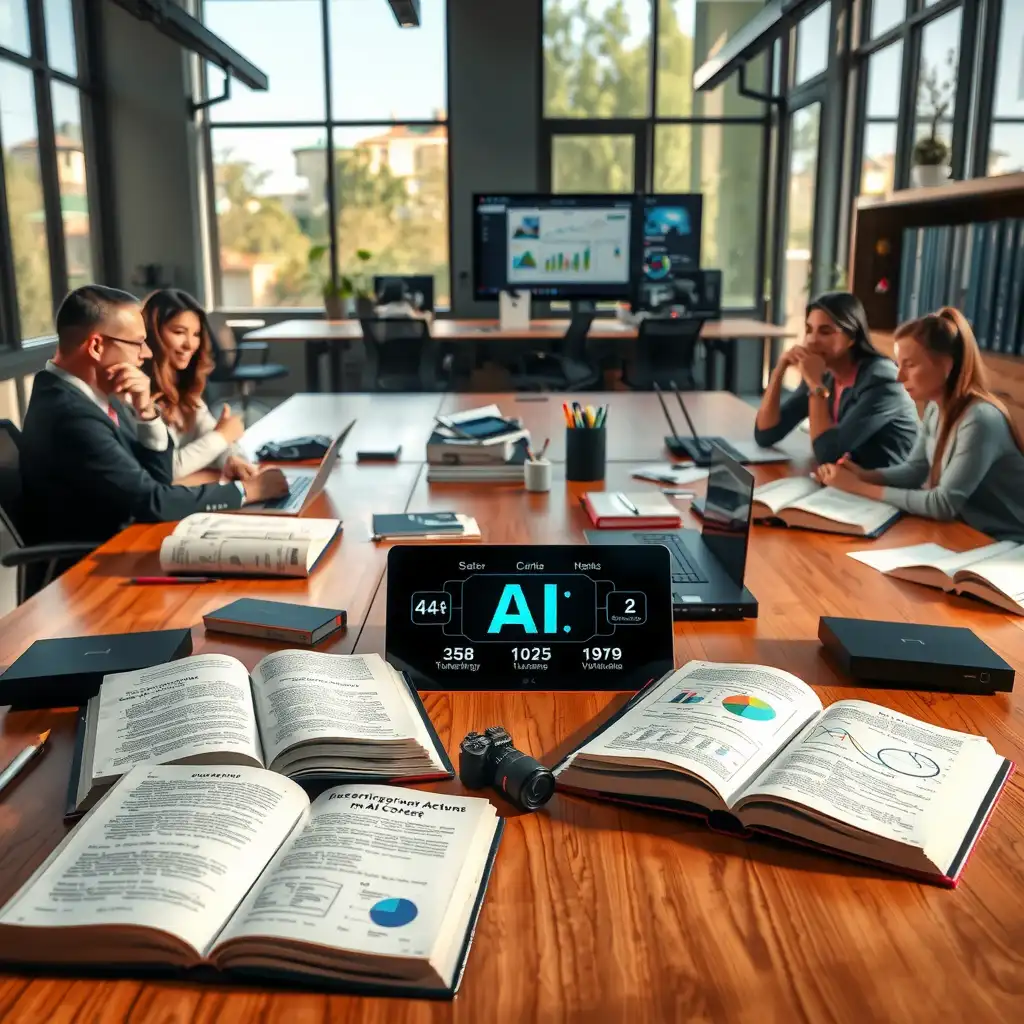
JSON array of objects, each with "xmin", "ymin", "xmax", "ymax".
[{"xmin": 0, "ymin": 391, "xmax": 1022, "ymax": 1023}]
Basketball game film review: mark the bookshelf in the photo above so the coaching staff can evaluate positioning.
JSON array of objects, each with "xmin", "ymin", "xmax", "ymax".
[{"xmin": 849, "ymin": 174, "xmax": 1024, "ymax": 428}]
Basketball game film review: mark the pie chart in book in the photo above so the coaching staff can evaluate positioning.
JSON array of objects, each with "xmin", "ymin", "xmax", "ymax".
[
  {"xmin": 722, "ymin": 694, "xmax": 776, "ymax": 721},
  {"xmin": 370, "ymin": 897, "xmax": 419, "ymax": 928}
]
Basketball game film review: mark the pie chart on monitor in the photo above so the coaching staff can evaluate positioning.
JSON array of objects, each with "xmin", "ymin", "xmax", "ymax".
[
  {"xmin": 645, "ymin": 253, "xmax": 671, "ymax": 279},
  {"xmin": 722, "ymin": 695, "xmax": 776, "ymax": 721},
  {"xmin": 369, "ymin": 897, "xmax": 419, "ymax": 928}
]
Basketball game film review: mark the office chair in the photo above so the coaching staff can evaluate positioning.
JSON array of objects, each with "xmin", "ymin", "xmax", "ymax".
[
  {"xmin": 621, "ymin": 316, "xmax": 707, "ymax": 391},
  {"xmin": 360, "ymin": 317, "xmax": 450, "ymax": 392},
  {"xmin": 508, "ymin": 313, "xmax": 602, "ymax": 391},
  {"xmin": 0, "ymin": 421, "xmax": 100, "ymax": 604},
  {"xmin": 206, "ymin": 314, "xmax": 289, "ymax": 416}
]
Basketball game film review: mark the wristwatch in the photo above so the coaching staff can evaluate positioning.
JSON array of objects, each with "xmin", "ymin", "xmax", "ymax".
[{"xmin": 810, "ymin": 383, "xmax": 831, "ymax": 399}]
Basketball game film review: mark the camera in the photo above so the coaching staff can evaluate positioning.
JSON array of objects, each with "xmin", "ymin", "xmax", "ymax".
[{"xmin": 458, "ymin": 726, "xmax": 555, "ymax": 812}]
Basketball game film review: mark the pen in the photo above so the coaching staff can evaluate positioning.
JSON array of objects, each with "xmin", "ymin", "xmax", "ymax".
[
  {"xmin": 617, "ymin": 493, "xmax": 641, "ymax": 515},
  {"xmin": 434, "ymin": 416, "xmax": 474, "ymax": 440},
  {"xmin": 562, "ymin": 402, "xmax": 574, "ymax": 428},
  {"xmin": 585, "ymin": 404, "xmax": 596, "ymax": 428},
  {"xmin": 0, "ymin": 730, "xmax": 50, "ymax": 798},
  {"xmin": 596, "ymin": 406, "xmax": 607, "ymax": 429},
  {"xmin": 131, "ymin": 576, "xmax": 217, "ymax": 584},
  {"xmin": 538, "ymin": 437, "xmax": 551, "ymax": 459},
  {"xmin": 662, "ymin": 489, "xmax": 696, "ymax": 498}
]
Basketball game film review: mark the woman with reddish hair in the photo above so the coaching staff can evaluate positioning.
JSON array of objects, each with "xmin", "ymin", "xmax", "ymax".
[
  {"xmin": 142, "ymin": 289, "xmax": 257, "ymax": 482},
  {"xmin": 817, "ymin": 306, "xmax": 1024, "ymax": 540}
]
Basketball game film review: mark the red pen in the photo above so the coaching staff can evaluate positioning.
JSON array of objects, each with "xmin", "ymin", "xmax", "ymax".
[{"xmin": 131, "ymin": 576, "xmax": 216, "ymax": 584}]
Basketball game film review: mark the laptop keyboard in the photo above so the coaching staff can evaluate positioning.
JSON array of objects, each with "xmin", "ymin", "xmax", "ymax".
[
  {"xmin": 261, "ymin": 473, "xmax": 313, "ymax": 511},
  {"xmin": 634, "ymin": 533, "xmax": 708, "ymax": 585}
]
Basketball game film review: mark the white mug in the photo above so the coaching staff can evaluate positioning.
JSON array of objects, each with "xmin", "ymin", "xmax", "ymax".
[{"xmin": 524, "ymin": 458, "xmax": 552, "ymax": 493}]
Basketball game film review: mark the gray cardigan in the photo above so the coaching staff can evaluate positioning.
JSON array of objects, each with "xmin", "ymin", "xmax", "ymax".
[
  {"xmin": 878, "ymin": 401, "xmax": 1024, "ymax": 541},
  {"xmin": 754, "ymin": 355, "xmax": 919, "ymax": 469}
]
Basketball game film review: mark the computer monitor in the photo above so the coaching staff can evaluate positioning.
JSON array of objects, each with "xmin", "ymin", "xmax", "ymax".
[
  {"xmin": 473, "ymin": 193, "xmax": 634, "ymax": 300},
  {"xmin": 639, "ymin": 269, "xmax": 723, "ymax": 319},
  {"xmin": 634, "ymin": 194, "xmax": 703, "ymax": 309},
  {"xmin": 373, "ymin": 275, "xmax": 435, "ymax": 313},
  {"xmin": 700, "ymin": 445, "xmax": 754, "ymax": 587}
]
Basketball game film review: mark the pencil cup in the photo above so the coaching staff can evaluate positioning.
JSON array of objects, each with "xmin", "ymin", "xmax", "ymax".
[
  {"xmin": 524, "ymin": 458, "xmax": 552, "ymax": 493},
  {"xmin": 566, "ymin": 427, "xmax": 606, "ymax": 482}
]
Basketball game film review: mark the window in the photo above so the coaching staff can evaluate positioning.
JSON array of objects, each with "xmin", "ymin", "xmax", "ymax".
[
  {"xmin": 783, "ymin": 104, "xmax": 821, "ymax": 338},
  {"xmin": 794, "ymin": 2, "xmax": 830, "ymax": 86},
  {"xmin": 542, "ymin": 0, "xmax": 769, "ymax": 309},
  {"xmin": 988, "ymin": 0, "xmax": 1024, "ymax": 175},
  {"xmin": 203, "ymin": 0, "xmax": 449, "ymax": 308},
  {"xmin": 913, "ymin": 8, "xmax": 961, "ymax": 167},
  {"xmin": 859, "ymin": 41, "xmax": 902, "ymax": 195},
  {"xmin": 870, "ymin": 0, "xmax": 906, "ymax": 40},
  {"xmin": 0, "ymin": 0, "xmax": 98, "ymax": 345}
]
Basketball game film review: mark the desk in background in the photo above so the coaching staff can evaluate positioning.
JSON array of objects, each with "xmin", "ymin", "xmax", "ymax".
[
  {"xmin": 0, "ymin": 391, "xmax": 1021, "ymax": 1023},
  {"xmin": 244, "ymin": 317, "xmax": 795, "ymax": 393}
]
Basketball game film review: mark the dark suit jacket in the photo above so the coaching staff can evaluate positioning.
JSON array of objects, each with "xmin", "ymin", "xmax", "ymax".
[
  {"xmin": 753, "ymin": 355, "xmax": 920, "ymax": 469},
  {"xmin": 19, "ymin": 370, "xmax": 243, "ymax": 546}
]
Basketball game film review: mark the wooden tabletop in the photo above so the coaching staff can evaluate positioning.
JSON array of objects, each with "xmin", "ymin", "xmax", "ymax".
[
  {"xmin": 0, "ymin": 392, "xmax": 1022, "ymax": 1022},
  {"xmin": 244, "ymin": 316, "xmax": 795, "ymax": 343}
]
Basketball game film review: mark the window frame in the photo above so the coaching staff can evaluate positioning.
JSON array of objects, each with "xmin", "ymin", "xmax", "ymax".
[
  {"xmin": 0, "ymin": 0, "xmax": 101, "ymax": 347},
  {"xmin": 198, "ymin": 0, "xmax": 453, "ymax": 312},
  {"xmin": 538, "ymin": 0, "xmax": 774, "ymax": 314}
]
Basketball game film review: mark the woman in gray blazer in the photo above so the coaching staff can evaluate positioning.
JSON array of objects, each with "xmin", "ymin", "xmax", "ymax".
[
  {"xmin": 755, "ymin": 292, "xmax": 919, "ymax": 468},
  {"xmin": 818, "ymin": 307, "xmax": 1024, "ymax": 541}
]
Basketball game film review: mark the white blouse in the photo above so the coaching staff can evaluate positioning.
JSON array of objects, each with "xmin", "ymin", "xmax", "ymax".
[{"xmin": 168, "ymin": 400, "xmax": 237, "ymax": 479}]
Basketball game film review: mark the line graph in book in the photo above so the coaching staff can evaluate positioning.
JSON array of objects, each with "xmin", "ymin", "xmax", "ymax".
[{"xmin": 806, "ymin": 724, "xmax": 941, "ymax": 778}]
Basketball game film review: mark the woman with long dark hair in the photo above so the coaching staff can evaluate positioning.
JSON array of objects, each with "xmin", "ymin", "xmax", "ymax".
[
  {"xmin": 817, "ymin": 307, "xmax": 1024, "ymax": 540},
  {"xmin": 142, "ymin": 289, "xmax": 256, "ymax": 481},
  {"xmin": 754, "ymin": 291, "xmax": 919, "ymax": 468}
]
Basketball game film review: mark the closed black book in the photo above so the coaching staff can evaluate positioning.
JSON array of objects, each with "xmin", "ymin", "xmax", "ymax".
[
  {"xmin": 976, "ymin": 221, "xmax": 1005, "ymax": 350},
  {"xmin": 0, "ymin": 628, "xmax": 193, "ymax": 709},
  {"xmin": 964, "ymin": 222, "xmax": 988, "ymax": 329},
  {"xmin": 991, "ymin": 220, "xmax": 1019, "ymax": 353},
  {"xmin": 1002, "ymin": 221, "xmax": 1024, "ymax": 356},
  {"xmin": 203, "ymin": 599, "xmax": 346, "ymax": 645}
]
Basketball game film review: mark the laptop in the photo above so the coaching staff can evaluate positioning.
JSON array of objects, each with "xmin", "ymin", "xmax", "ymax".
[
  {"xmin": 585, "ymin": 444, "xmax": 758, "ymax": 620},
  {"xmin": 653, "ymin": 382, "xmax": 790, "ymax": 466},
  {"xmin": 239, "ymin": 420, "xmax": 356, "ymax": 516}
]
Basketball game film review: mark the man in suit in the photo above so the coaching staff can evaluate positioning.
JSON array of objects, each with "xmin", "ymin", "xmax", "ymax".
[{"xmin": 19, "ymin": 285, "xmax": 288, "ymax": 548}]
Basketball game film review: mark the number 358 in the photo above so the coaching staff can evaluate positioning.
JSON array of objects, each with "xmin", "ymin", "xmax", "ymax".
[{"xmin": 443, "ymin": 647, "xmax": 474, "ymax": 661}]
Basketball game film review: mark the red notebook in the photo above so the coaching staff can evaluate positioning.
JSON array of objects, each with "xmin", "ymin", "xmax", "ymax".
[{"xmin": 581, "ymin": 491, "xmax": 682, "ymax": 529}]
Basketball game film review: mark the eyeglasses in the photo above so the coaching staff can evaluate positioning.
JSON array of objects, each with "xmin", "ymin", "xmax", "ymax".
[{"xmin": 100, "ymin": 334, "xmax": 148, "ymax": 350}]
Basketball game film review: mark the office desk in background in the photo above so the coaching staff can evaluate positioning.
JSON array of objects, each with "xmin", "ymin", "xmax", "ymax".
[
  {"xmin": 0, "ymin": 391, "xmax": 1021, "ymax": 1023},
  {"xmin": 244, "ymin": 317, "xmax": 796, "ymax": 393}
]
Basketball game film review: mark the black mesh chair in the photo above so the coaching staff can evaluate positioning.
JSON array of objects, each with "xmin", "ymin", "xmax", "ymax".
[
  {"xmin": 508, "ymin": 313, "xmax": 602, "ymax": 391},
  {"xmin": 206, "ymin": 314, "xmax": 289, "ymax": 416},
  {"xmin": 0, "ymin": 421, "xmax": 100, "ymax": 604},
  {"xmin": 621, "ymin": 316, "xmax": 707, "ymax": 391},
  {"xmin": 359, "ymin": 317, "xmax": 450, "ymax": 391}
]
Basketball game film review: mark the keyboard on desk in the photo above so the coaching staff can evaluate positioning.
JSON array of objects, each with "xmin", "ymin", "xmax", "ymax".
[
  {"xmin": 261, "ymin": 472, "xmax": 314, "ymax": 511},
  {"xmin": 634, "ymin": 533, "xmax": 708, "ymax": 585}
]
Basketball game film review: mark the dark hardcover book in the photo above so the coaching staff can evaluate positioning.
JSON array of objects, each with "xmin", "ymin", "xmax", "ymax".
[
  {"xmin": 964, "ymin": 222, "xmax": 988, "ymax": 330},
  {"xmin": 371, "ymin": 512, "xmax": 465, "ymax": 538},
  {"xmin": 898, "ymin": 227, "xmax": 916, "ymax": 322},
  {"xmin": 931, "ymin": 225, "xmax": 951, "ymax": 313},
  {"xmin": 918, "ymin": 227, "xmax": 934, "ymax": 318},
  {"xmin": 991, "ymin": 220, "xmax": 1019, "ymax": 353},
  {"xmin": 203, "ymin": 599, "xmax": 347, "ymax": 645},
  {"xmin": 909, "ymin": 227, "xmax": 925, "ymax": 317},
  {"xmin": 976, "ymin": 221, "xmax": 1005, "ymax": 350},
  {"xmin": 1002, "ymin": 221, "xmax": 1024, "ymax": 356},
  {"xmin": 0, "ymin": 628, "xmax": 193, "ymax": 709},
  {"xmin": 948, "ymin": 224, "xmax": 970, "ymax": 308}
]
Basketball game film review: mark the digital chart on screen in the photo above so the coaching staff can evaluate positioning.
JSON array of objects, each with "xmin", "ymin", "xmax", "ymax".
[{"xmin": 506, "ymin": 207, "xmax": 631, "ymax": 286}]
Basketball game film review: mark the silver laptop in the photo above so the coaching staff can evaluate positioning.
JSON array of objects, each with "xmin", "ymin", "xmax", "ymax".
[{"xmin": 238, "ymin": 420, "xmax": 356, "ymax": 516}]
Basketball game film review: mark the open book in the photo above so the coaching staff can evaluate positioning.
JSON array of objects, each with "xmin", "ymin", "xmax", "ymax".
[
  {"xmin": 752, "ymin": 477, "xmax": 899, "ymax": 537},
  {"xmin": 159, "ymin": 514, "xmax": 341, "ymax": 577},
  {"xmin": 0, "ymin": 765, "xmax": 503, "ymax": 997},
  {"xmin": 554, "ymin": 661, "xmax": 1011, "ymax": 885},
  {"xmin": 849, "ymin": 541, "xmax": 1024, "ymax": 615},
  {"xmin": 69, "ymin": 651, "xmax": 452, "ymax": 817}
]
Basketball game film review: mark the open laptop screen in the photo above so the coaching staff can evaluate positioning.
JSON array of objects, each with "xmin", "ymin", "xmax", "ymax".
[{"xmin": 700, "ymin": 445, "xmax": 754, "ymax": 585}]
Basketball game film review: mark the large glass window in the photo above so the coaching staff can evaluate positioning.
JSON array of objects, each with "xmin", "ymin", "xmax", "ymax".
[
  {"xmin": 783, "ymin": 104, "xmax": 820, "ymax": 342},
  {"xmin": 912, "ymin": 8, "xmax": 961, "ymax": 168},
  {"xmin": 860, "ymin": 41, "xmax": 902, "ymax": 195},
  {"xmin": 870, "ymin": 1, "xmax": 905, "ymax": 40},
  {"xmin": 203, "ymin": 0, "xmax": 450, "ymax": 308},
  {"xmin": 542, "ymin": 0, "xmax": 768, "ymax": 309},
  {"xmin": 794, "ymin": 2, "xmax": 830, "ymax": 86},
  {"xmin": 0, "ymin": 0, "xmax": 96, "ymax": 345},
  {"xmin": 988, "ymin": 1, "xmax": 1024, "ymax": 175}
]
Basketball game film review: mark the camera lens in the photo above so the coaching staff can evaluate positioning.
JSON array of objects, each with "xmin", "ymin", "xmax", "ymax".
[{"xmin": 491, "ymin": 747, "xmax": 555, "ymax": 811}]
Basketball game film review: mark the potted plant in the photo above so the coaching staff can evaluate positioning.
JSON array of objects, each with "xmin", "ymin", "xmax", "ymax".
[
  {"xmin": 343, "ymin": 249, "xmax": 376, "ymax": 318},
  {"xmin": 912, "ymin": 50, "xmax": 954, "ymax": 188},
  {"xmin": 307, "ymin": 244, "xmax": 349, "ymax": 320}
]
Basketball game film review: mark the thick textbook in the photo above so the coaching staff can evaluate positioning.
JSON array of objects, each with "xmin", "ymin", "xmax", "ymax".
[
  {"xmin": 371, "ymin": 511, "xmax": 481, "ymax": 542},
  {"xmin": 67, "ymin": 650, "xmax": 452, "ymax": 816},
  {"xmin": 159, "ymin": 513, "xmax": 341, "ymax": 577},
  {"xmin": 751, "ymin": 477, "xmax": 899, "ymax": 537},
  {"xmin": 849, "ymin": 540, "xmax": 1024, "ymax": 615},
  {"xmin": 554, "ymin": 661, "xmax": 1011, "ymax": 886},
  {"xmin": 203, "ymin": 598, "xmax": 347, "ymax": 644},
  {"xmin": 1, "ymin": 765, "xmax": 503, "ymax": 997}
]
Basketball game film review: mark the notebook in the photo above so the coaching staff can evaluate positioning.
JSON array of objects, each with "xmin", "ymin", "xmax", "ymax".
[{"xmin": 581, "ymin": 491, "xmax": 683, "ymax": 529}]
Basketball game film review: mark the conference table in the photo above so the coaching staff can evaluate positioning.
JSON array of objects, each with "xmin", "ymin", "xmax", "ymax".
[
  {"xmin": 244, "ymin": 317, "xmax": 796, "ymax": 393},
  {"xmin": 0, "ymin": 391, "xmax": 1022, "ymax": 1023}
]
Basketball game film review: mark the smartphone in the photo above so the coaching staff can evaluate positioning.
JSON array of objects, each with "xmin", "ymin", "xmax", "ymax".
[{"xmin": 356, "ymin": 445, "xmax": 402, "ymax": 462}]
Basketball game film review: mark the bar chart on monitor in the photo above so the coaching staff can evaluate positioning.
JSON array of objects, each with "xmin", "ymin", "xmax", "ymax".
[{"xmin": 506, "ymin": 206, "xmax": 631, "ymax": 286}]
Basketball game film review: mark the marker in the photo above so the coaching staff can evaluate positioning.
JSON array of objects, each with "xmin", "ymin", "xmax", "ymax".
[
  {"xmin": 131, "ymin": 576, "xmax": 217, "ymax": 584},
  {"xmin": 0, "ymin": 730, "xmax": 50, "ymax": 798}
]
